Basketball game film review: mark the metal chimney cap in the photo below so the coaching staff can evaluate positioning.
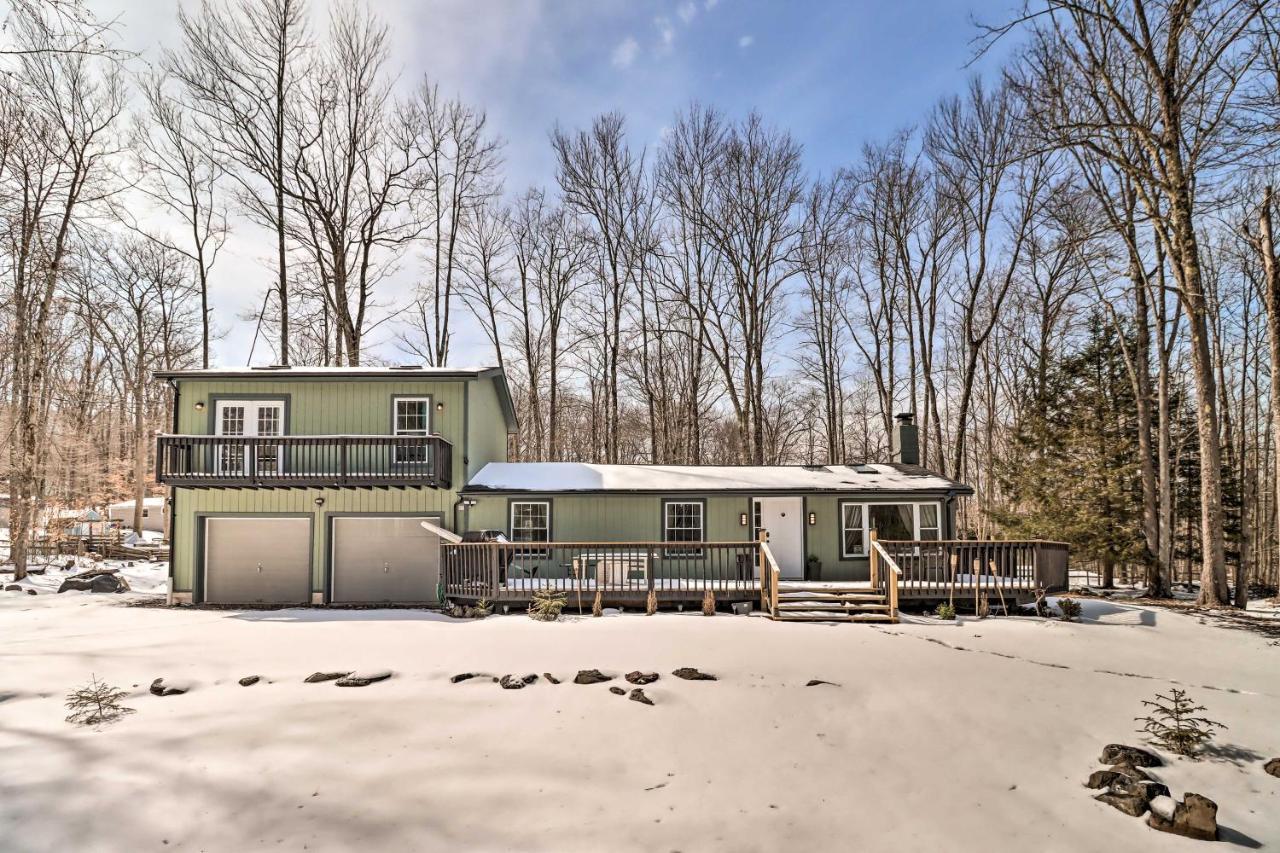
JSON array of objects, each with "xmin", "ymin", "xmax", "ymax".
[{"xmin": 894, "ymin": 412, "xmax": 916, "ymax": 425}]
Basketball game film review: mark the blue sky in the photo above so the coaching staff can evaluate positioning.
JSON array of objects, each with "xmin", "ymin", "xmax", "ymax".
[{"xmin": 93, "ymin": 0, "xmax": 1018, "ymax": 366}]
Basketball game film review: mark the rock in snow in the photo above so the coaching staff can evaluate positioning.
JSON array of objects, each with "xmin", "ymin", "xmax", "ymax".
[
  {"xmin": 149, "ymin": 678, "xmax": 190, "ymax": 696},
  {"xmin": 449, "ymin": 672, "xmax": 486, "ymax": 683},
  {"xmin": 1146, "ymin": 793, "xmax": 1219, "ymax": 841},
  {"xmin": 304, "ymin": 671, "xmax": 351, "ymax": 684},
  {"xmin": 805, "ymin": 679, "xmax": 839, "ymax": 687},
  {"xmin": 629, "ymin": 688, "xmax": 654, "ymax": 706},
  {"xmin": 1099, "ymin": 744, "xmax": 1163, "ymax": 768},
  {"xmin": 1265, "ymin": 757, "xmax": 1280, "ymax": 778},
  {"xmin": 543, "ymin": 673, "xmax": 561, "ymax": 684},
  {"xmin": 238, "ymin": 676, "xmax": 260, "ymax": 687},
  {"xmin": 574, "ymin": 669, "xmax": 612, "ymax": 685},
  {"xmin": 672, "ymin": 667, "xmax": 716, "ymax": 681},
  {"xmin": 4, "ymin": 584, "xmax": 21, "ymax": 592},
  {"xmin": 499, "ymin": 675, "xmax": 527, "ymax": 690},
  {"xmin": 609, "ymin": 686, "xmax": 626, "ymax": 696},
  {"xmin": 335, "ymin": 670, "xmax": 392, "ymax": 687},
  {"xmin": 625, "ymin": 671, "xmax": 659, "ymax": 685}
]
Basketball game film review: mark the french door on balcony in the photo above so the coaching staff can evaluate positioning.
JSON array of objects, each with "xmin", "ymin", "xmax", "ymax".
[{"xmin": 214, "ymin": 400, "xmax": 285, "ymax": 476}]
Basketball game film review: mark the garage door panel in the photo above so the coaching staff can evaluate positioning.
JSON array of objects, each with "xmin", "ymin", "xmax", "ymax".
[
  {"xmin": 205, "ymin": 517, "xmax": 311, "ymax": 605},
  {"xmin": 332, "ymin": 516, "xmax": 440, "ymax": 603}
]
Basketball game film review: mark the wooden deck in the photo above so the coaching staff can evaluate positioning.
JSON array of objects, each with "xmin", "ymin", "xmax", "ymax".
[{"xmin": 442, "ymin": 537, "xmax": 1069, "ymax": 622}]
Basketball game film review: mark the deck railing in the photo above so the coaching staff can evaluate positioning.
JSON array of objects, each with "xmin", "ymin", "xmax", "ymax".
[
  {"xmin": 875, "ymin": 538, "xmax": 1070, "ymax": 603},
  {"xmin": 442, "ymin": 539, "xmax": 763, "ymax": 606},
  {"xmin": 156, "ymin": 434, "xmax": 453, "ymax": 488}
]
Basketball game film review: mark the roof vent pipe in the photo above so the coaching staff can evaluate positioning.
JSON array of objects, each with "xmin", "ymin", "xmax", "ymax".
[{"xmin": 892, "ymin": 412, "xmax": 919, "ymax": 466}]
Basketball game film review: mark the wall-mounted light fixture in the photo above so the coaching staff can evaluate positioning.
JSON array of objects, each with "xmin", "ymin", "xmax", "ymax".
[
  {"xmin": 460, "ymin": 498, "xmax": 477, "ymax": 510},
  {"xmin": 436, "ymin": 401, "xmax": 445, "ymax": 412},
  {"xmin": 194, "ymin": 401, "xmax": 206, "ymax": 411},
  {"xmin": 314, "ymin": 497, "xmax": 325, "ymax": 507},
  {"xmin": 807, "ymin": 512, "xmax": 816, "ymax": 526},
  {"xmin": 739, "ymin": 512, "xmax": 748, "ymax": 527}
]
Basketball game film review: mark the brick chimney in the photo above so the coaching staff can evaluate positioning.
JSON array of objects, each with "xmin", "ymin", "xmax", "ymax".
[{"xmin": 892, "ymin": 412, "xmax": 919, "ymax": 466}]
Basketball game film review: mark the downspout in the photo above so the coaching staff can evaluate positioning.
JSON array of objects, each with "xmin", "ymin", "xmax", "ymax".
[{"xmin": 166, "ymin": 378, "xmax": 179, "ymax": 603}]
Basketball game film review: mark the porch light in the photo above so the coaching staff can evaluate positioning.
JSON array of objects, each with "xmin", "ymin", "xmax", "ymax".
[
  {"xmin": 808, "ymin": 512, "xmax": 816, "ymax": 526},
  {"xmin": 739, "ymin": 512, "xmax": 748, "ymax": 527},
  {"xmin": 436, "ymin": 401, "xmax": 444, "ymax": 412},
  {"xmin": 314, "ymin": 497, "xmax": 325, "ymax": 507},
  {"xmin": 194, "ymin": 401, "xmax": 205, "ymax": 411}
]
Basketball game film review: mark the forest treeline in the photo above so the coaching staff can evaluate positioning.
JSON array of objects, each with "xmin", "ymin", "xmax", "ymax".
[{"xmin": 1, "ymin": 0, "xmax": 1279, "ymax": 604}]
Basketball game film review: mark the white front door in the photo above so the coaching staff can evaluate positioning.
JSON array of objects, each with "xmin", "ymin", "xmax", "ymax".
[
  {"xmin": 756, "ymin": 497, "xmax": 805, "ymax": 579},
  {"xmin": 214, "ymin": 400, "xmax": 284, "ymax": 475}
]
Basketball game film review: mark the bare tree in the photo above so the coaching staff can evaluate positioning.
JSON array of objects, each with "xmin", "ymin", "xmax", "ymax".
[{"xmin": 166, "ymin": 0, "xmax": 310, "ymax": 365}]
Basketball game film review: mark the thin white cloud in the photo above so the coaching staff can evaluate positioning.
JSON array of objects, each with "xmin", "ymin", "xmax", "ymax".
[
  {"xmin": 611, "ymin": 35, "xmax": 640, "ymax": 68},
  {"xmin": 705, "ymin": 0, "xmax": 720, "ymax": 10},
  {"xmin": 738, "ymin": 34, "xmax": 754, "ymax": 49},
  {"xmin": 655, "ymin": 16, "xmax": 675, "ymax": 52},
  {"xmin": 677, "ymin": 1, "xmax": 697, "ymax": 24}
]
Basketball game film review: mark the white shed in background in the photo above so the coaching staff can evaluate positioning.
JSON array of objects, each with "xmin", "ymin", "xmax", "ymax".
[{"xmin": 107, "ymin": 496, "xmax": 167, "ymax": 533}]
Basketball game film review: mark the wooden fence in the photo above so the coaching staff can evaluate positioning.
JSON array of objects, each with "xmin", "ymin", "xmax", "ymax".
[{"xmin": 874, "ymin": 538, "xmax": 1070, "ymax": 601}]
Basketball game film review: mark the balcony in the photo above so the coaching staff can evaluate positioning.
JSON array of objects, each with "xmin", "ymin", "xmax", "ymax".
[{"xmin": 156, "ymin": 434, "xmax": 453, "ymax": 489}]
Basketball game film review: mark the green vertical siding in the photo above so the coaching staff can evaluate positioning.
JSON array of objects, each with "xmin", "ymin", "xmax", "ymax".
[
  {"xmin": 464, "ymin": 378, "xmax": 510, "ymax": 480},
  {"xmin": 172, "ymin": 486, "xmax": 453, "ymax": 594}
]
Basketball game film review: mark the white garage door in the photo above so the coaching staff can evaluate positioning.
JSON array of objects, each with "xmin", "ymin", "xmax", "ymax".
[
  {"xmin": 204, "ymin": 517, "xmax": 311, "ymax": 605},
  {"xmin": 331, "ymin": 516, "xmax": 440, "ymax": 604}
]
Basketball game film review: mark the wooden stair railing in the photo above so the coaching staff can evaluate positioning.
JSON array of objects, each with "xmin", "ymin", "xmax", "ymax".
[{"xmin": 869, "ymin": 531, "xmax": 901, "ymax": 623}]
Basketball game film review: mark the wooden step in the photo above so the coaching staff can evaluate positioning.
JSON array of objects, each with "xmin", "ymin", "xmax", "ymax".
[
  {"xmin": 776, "ymin": 601, "xmax": 891, "ymax": 612},
  {"xmin": 777, "ymin": 592, "xmax": 886, "ymax": 602},
  {"xmin": 773, "ymin": 611, "xmax": 896, "ymax": 623}
]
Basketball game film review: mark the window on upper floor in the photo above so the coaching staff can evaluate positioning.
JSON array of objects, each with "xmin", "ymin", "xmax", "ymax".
[{"xmin": 393, "ymin": 397, "xmax": 432, "ymax": 464}]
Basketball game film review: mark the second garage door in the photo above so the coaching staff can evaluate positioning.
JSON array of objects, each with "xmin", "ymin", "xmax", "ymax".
[
  {"xmin": 204, "ymin": 517, "xmax": 312, "ymax": 605},
  {"xmin": 331, "ymin": 516, "xmax": 441, "ymax": 604}
]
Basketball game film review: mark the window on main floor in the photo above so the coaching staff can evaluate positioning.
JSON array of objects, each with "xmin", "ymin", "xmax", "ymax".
[
  {"xmin": 510, "ymin": 501, "xmax": 550, "ymax": 544},
  {"xmin": 393, "ymin": 397, "xmax": 431, "ymax": 464},
  {"xmin": 841, "ymin": 503, "xmax": 864, "ymax": 557},
  {"xmin": 868, "ymin": 504, "xmax": 914, "ymax": 541},
  {"xmin": 663, "ymin": 501, "xmax": 704, "ymax": 556}
]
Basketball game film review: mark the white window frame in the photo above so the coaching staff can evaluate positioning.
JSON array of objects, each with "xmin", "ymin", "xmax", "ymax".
[
  {"xmin": 509, "ymin": 500, "xmax": 551, "ymax": 545},
  {"xmin": 392, "ymin": 396, "xmax": 433, "ymax": 465},
  {"xmin": 662, "ymin": 500, "xmax": 705, "ymax": 558},
  {"xmin": 839, "ymin": 501, "xmax": 943, "ymax": 558},
  {"xmin": 214, "ymin": 399, "xmax": 285, "ymax": 475}
]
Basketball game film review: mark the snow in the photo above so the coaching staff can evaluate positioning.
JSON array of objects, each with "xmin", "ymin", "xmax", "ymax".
[
  {"xmin": 466, "ymin": 462, "xmax": 965, "ymax": 493},
  {"xmin": 106, "ymin": 497, "xmax": 165, "ymax": 512},
  {"xmin": 0, "ymin": 593, "xmax": 1277, "ymax": 851},
  {"xmin": 156, "ymin": 364, "xmax": 500, "ymax": 377}
]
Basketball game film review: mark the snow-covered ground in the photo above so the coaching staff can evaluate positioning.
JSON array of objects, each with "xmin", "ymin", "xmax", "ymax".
[{"xmin": 1, "ymin": 571, "xmax": 1277, "ymax": 852}]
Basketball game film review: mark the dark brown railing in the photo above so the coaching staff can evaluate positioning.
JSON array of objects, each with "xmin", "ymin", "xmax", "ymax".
[
  {"xmin": 442, "ymin": 540, "xmax": 763, "ymax": 605},
  {"xmin": 156, "ymin": 434, "xmax": 452, "ymax": 488},
  {"xmin": 875, "ymin": 538, "xmax": 1070, "ymax": 600}
]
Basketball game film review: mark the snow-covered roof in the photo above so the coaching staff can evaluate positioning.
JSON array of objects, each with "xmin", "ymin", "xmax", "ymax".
[
  {"xmin": 463, "ymin": 463, "xmax": 971, "ymax": 495},
  {"xmin": 107, "ymin": 497, "xmax": 166, "ymax": 511},
  {"xmin": 155, "ymin": 365, "xmax": 501, "ymax": 379}
]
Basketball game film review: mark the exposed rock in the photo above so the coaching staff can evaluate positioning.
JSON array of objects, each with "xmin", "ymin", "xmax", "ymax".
[
  {"xmin": 1100, "ymin": 744, "xmax": 1162, "ymax": 767},
  {"xmin": 625, "ymin": 671, "xmax": 659, "ymax": 685},
  {"xmin": 609, "ymin": 686, "xmax": 626, "ymax": 696},
  {"xmin": 25, "ymin": 589, "xmax": 36, "ymax": 595},
  {"xmin": 521, "ymin": 674, "xmax": 538, "ymax": 685},
  {"xmin": 304, "ymin": 671, "xmax": 351, "ymax": 684},
  {"xmin": 449, "ymin": 672, "xmax": 486, "ymax": 683},
  {"xmin": 672, "ymin": 667, "xmax": 717, "ymax": 681},
  {"xmin": 238, "ymin": 676, "xmax": 260, "ymax": 687},
  {"xmin": 629, "ymin": 688, "xmax": 654, "ymax": 706},
  {"xmin": 63, "ymin": 559, "xmax": 76, "ymax": 570},
  {"xmin": 805, "ymin": 679, "xmax": 839, "ymax": 687},
  {"xmin": 499, "ymin": 674, "xmax": 527, "ymax": 690},
  {"xmin": 1093, "ymin": 778, "xmax": 1170, "ymax": 818},
  {"xmin": 57, "ymin": 569, "xmax": 130, "ymax": 594},
  {"xmin": 4, "ymin": 584, "xmax": 21, "ymax": 592},
  {"xmin": 335, "ymin": 670, "xmax": 392, "ymax": 687},
  {"xmin": 1146, "ymin": 793, "xmax": 1218, "ymax": 841},
  {"xmin": 149, "ymin": 677, "xmax": 190, "ymax": 696},
  {"xmin": 1085, "ymin": 770, "xmax": 1125, "ymax": 790},
  {"xmin": 574, "ymin": 669, "xmax": 612, "ymax": 685},
  {"xmin": 26, "ymin": 567, "xmax": 45, "ymax": 575},
  {"xmin": 1106, "ymin": 762, "xmax": 1154, "ymax": 782},
  {"xmin": 1265, "ymin": 757, "xmax": 1280, "ymax": 778},
  {"xmin": 543, "ymin": 673, "xmax": 561, "ymax": 684}
]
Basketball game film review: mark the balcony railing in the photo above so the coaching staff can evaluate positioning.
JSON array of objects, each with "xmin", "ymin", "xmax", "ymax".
[{"xmin": 156, "ymin": 434, "xmax": 453, "ymax": 489}]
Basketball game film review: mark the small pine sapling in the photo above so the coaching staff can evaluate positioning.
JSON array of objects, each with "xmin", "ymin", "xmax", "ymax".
[
  {"xmin": 935, "ymin": 602, "xmax": 956, "ymax": 621},
  {"xmin": 592, "ymin": 590, "xmax": 603, "ymax": 618},
  {"xmin": 645, "ymin": 588, "xmax": 658, "ymax": 615},
  {"xmin": 527, "ymin": 589, "xmax": 567, "ymax": 622},
  {"xmin": 701, "ymin": 588, "xmax": 716, "ymax": 616},
  {"xmin": 65, "ymin": 675, "xmax": 134, "ymax": 726},
  {"xmin": 1136, "ymin": 688, "xmax": 1226, "ymax": 757},
  {"xmin": 1057, "ymin": 597, "xmax": 1082, "ymax": 621}
]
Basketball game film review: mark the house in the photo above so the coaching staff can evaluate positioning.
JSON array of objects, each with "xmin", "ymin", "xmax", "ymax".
[
  {"xmin": 107, "ymin": 496, "xmax": 168, "ymax": 533},
  {"xmin": 155, "ymin": 365, "xmax": 1066, "ymax": 618}
]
